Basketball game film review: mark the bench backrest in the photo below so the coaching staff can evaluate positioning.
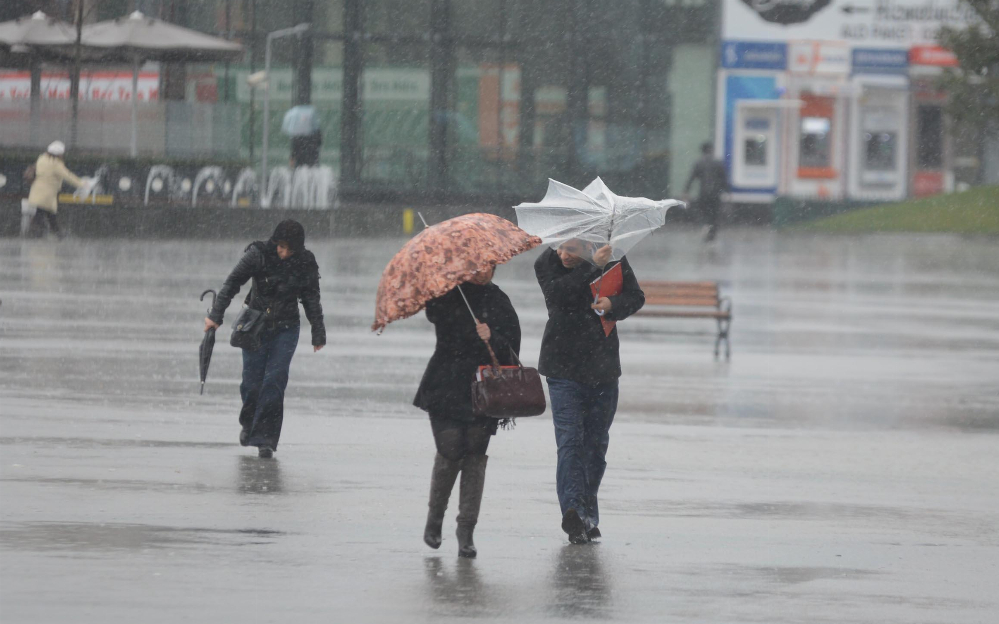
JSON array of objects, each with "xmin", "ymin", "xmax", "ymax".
[{"xmin": 639, "ymin": 281, "xmax": 720, "ymax": 308}]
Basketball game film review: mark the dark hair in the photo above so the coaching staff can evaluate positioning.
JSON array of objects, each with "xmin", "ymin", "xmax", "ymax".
[
  {"xmin": 270, "ymin": 219, "xmax": 306, "ymax": 253},
  {"xmin": 701, "ymin": 142, "xmax": 712, "ymax": 155}
]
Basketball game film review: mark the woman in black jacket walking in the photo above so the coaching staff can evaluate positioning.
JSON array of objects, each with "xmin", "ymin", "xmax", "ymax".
[
  {"xmin": 414, "ymin": 266, "xmax": 521, "ymax": 558},
  {"xmin": 204, "ymin": 220, "xmax": 326, "ymax": 458}
]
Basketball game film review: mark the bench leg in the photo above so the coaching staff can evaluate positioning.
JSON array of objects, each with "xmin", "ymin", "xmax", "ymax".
[{"xmin": 715, "ymin": 317, "xmax": 731, "ymax": 362}]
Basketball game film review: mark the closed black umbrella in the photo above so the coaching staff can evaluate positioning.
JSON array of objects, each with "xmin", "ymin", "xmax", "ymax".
[{"xmin": 199, "ymin": 289, "xmax": 217, "ymax": 395}]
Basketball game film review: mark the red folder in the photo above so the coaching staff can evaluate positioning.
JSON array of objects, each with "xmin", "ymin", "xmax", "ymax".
[{"xmin": 590, "ymin": 262, "xmax": 623, "ymax": 337}]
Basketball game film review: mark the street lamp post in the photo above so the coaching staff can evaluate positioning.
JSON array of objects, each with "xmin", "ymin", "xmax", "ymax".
[{"xmin": 259, "ymin": 23, "xmax": 310, "ymax": 205}]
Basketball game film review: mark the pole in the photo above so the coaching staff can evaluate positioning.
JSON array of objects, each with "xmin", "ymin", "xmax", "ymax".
[
  {"xmin": 262, "ymin": 31, "xmax": 272, "ymax": 203},
  {"xmin": 69, "ymin": 0, "xmax": 84, "ymax": 148},
  {"xmin": 261, "ymin": 24, "xmax": 310, "ymax": 205},
  {"xmin": 131, "ymin": 56, "xmax": 139, "ymax": 157}
]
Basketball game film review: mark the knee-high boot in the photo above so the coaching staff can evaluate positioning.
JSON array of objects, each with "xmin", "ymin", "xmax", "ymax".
[
  {"xmin": 456, "ymin": 454, "xmax": 488, "ymax": 558},
  {"xmin": 424, "ymin": 453, "xmax": 461, "ymax": 549}
]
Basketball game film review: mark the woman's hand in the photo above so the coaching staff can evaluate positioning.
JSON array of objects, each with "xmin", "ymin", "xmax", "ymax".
[
  {"xmin": 475, "ymin": 321, "xmax": 491, "ymax": 342},
  {"xmin": 204, "ymin": 317, "xmax": 220, "ymax": 332},
  {"xmin": 592, "ymin": 245, "xmax": 613, "ymax": 268},
  {"xmin": 314, "ymin": 345, "xmax": 324, "ymax": 352},
  {"xmin": 591, "ymin": 297, "xmax": 613, "ymax": 313}
]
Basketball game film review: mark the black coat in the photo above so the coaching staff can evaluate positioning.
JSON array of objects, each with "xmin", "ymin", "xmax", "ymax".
[
  {"xmin": 535, "ymin": 248, "xmax": 644, "ymax": 385},
  {"xmin": 413, "ymin": 282, "xmax": 521, "ymax": 420},
  {"xmin": 209, "ymin": 241, "xmax": 326, "ymax": 346}
]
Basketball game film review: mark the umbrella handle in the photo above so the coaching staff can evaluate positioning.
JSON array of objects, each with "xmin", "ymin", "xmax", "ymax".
[{"xmin": 200, "ymin": 289, "xmax": 217, "ymax": 315}]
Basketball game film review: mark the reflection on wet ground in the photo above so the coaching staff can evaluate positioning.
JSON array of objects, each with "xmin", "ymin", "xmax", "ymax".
[
  {"xmin": 0, "ymin": 522, "xmax": 285, "ymax": 552},
  {"xmin": 548, "ymin": 545, "xmax": 612, "ymax": 619},
  {"xmin": 1, "ymin": 233, "xmax": 998, "ymax": 622},
  {"xmin": 237, "ymin": 456, "xmax": 285, "ymax": 495}
]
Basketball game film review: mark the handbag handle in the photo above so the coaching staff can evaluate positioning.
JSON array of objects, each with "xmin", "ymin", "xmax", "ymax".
[{"xmin": 482, "ymin": 334, "xmax": 524, "ymax": 373}]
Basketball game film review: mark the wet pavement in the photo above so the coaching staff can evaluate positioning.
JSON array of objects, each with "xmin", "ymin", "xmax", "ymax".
[{"xmin": 1, "ymin": 230, "xmax": 998, "ymax": 623}]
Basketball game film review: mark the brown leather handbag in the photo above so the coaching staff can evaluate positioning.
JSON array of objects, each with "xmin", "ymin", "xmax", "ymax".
[{"xmin": 471, "ymin": 345, "xmax": 547, "ymax": 418}]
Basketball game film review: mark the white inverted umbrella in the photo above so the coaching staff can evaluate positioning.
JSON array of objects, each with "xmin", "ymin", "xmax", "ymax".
[
  {"xmin": 81, "ymin": 11, "xmax": 243, "ymax": 157},
  {"xmin": 514, "ymin": 177, "xmax": 683, "ymax": 264}
]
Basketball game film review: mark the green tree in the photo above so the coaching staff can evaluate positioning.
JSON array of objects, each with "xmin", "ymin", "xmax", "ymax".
[{"xmin": 938, "ymin": 0, "xmax": 999, "ymax": 136}]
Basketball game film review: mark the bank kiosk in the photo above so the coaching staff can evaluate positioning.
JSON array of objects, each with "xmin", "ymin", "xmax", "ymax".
[{"xmin": 848, "ymin": 78, "xmax": 909, "ymax": 201}]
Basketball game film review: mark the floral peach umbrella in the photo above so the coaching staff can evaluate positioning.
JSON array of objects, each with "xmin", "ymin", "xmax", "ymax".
[{"xmin": 372, "ymin": 213, "xmax": 541, "ymax": 333}]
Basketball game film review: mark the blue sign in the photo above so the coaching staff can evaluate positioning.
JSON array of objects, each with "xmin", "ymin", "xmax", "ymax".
[
  {"xmin": 721, "ymin": 41, "xmax": 787, "ymax": 71},
  {"xmin": 852, "ymin": 49, "xmax": 909, "ymax": 75}
]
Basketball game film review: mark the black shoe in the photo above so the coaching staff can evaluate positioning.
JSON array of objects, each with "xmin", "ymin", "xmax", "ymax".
[
  {"xmin": 456, "ymin": 524, "xmax": 477, "ymax": 558},
  {"xmin": 561, "ymin": 509, "xmax": 589, "ymax": 544},
  {"xmin": 239, "ymin": 429, "xmax": 250, "ymax": 447},
  {"xmin": 587, "ymin": 526, "xmax": 601, "ymax": 540},
  {"xmin": 258, "ymin": 446, "xmax": 274, "ymax": 459}
]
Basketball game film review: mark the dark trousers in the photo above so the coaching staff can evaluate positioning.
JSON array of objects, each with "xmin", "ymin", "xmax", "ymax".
[
  {"xmin": 547, "ymin": 377, "xmax": 619, "ymax": 530},
  {"xmin": 240, "ymin": 324, "xmax": 299, "ymax": 449},
  {"xmin": 29, "ymin": 209, "xmax": 62, "ymax": 238},
  {"xmin": 430, "ymin": 416, "xmax": 493, "ymax": 462},
  {"xmin": 698, "ymin": 196, "xmax": 721, "ymax": 241}
]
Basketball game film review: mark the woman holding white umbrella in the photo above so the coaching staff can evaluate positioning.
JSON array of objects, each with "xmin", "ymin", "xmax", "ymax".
[{"xmin": 516, "ymin": 177, "xmax": 681, "ymax": 544}]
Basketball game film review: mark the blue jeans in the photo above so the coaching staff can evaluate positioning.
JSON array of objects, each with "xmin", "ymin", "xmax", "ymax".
[
  {"xmin": 548, "ymin": 377, "xmax": 619, "ymax": 530},
  {"xmin": 240, "ymin": 324, "xmax": 299, "ymax": 449}
]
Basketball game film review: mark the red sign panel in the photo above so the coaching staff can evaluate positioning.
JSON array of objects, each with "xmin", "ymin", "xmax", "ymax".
[
  {"xmin": 913, "ymin": 171, "xmax": 944, "ymax": 197},
  {"xmin": 909, "ymin": 46, "xmax": 958, "ymax": 67}
]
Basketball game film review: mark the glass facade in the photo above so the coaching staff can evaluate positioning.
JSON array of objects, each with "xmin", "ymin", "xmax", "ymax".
[{"xmin": 142, "ymin": 0, "xmax": 718, "ymax": 201}]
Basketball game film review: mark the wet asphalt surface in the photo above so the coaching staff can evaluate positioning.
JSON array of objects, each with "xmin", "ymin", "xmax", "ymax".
[{"xmin": 1, "ymin": 230, "xmax": 998, "ymax": 623}]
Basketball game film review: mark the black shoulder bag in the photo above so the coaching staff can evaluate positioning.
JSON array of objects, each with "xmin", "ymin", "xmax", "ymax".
[{"xmin": 229, "ymin": 281, "xmax": 265, "ymax": 351}]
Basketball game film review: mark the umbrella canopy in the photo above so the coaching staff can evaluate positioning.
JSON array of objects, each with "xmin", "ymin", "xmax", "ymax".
[
  {"xmin": 79, "ymin": 11, "xmax": 243, "ymax": 157},
  {"xmin": 514, "ymin": 177, "xmax": 683, "ymax": 264},
  {"xmin": 0, "ymin": 11, "xmax": 76, "ymax": 49},
  {"xmin": 80, "ymin": 11, "xmax": 243, "ymax": 62},
  {"xmin": 371, "ymin": 213, "xmax": 541, "ymax": 332},
  {"xmin": 282, "ymin": 105, "xmax": 321, "ymax": 137},
  {"xmin": 199, "ymin": 289, "xmax": 217, "ymax": 395}
]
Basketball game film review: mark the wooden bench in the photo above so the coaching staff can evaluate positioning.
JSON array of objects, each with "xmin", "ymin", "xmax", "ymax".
[{"xmin": 635, "ymin": 281, "xmax": 732, "ymax": 360}]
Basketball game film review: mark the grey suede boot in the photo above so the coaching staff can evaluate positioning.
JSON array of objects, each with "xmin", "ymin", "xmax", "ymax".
[
  {"xmin": 456, "ymin": 454, "xmax": 488, "ymax": 558},
  {"xmin": 424, "ymin": 453, "xmax": 462, "ymax": 549}
]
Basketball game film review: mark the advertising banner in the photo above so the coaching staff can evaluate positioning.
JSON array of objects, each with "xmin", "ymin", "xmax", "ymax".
[
  {"xmin": 723, "ymin": 0, "xmax": 975, "ymax": 48},
  {"xmin": 721, "ymin": 41, "xmax": 788, "ymax": 70},
  {"xmin": 851, "ymin": 48, "xmax": 910, "ymax": 73},
  {"xmin": 0, "ymin": 71, "xmax": 160, "ymax": 101}
]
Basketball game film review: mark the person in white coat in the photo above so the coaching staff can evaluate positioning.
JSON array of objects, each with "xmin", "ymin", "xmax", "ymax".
[{"xmin": 26, "ymin": 141, "xmax": 90, "ymax": 239}]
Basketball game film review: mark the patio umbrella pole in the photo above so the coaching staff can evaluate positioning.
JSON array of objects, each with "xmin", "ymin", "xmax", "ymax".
[{"xmin": 130, "ymin": 55, "xmax": 138, "ymax": 157}]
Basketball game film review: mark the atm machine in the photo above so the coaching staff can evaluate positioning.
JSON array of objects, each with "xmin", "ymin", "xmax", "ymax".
[
  {"xmin": 785, "ymin": 84, "xmax": 847, "ymax": 199},
  {"xmin": 910, "ymin": 80, "xmax": 950, "ymax": 197},
  {"xmin": 848, "ymin": 78, "xmax": 908, "ymax": 201},
  {"xmin": 731, "ymin": 101, "xmax": 781, "ymax": 197}
]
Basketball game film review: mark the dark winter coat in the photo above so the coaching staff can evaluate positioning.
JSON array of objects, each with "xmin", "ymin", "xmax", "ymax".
[
  {"xmin": 685, "ymin": 155, "xmax": 729, "ymax": 201},
  {"xmin": 535, "ymin": 248, "xmax": 644, "ymax": 385},
  {"xmin": 209, "ymin": 241, "xmax": 326, "ymax": 346},
  {"xmin": 413, "ymin": 282, "xmax": 521, "ymax": 420}
]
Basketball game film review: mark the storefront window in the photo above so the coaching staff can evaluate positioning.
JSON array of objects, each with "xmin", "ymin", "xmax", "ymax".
[
  {"xmin": 364, "ymin": 0, "xmax": 431, "ymax": 35},
  {"xmin": 916, "ymin": 105, "xmax": 943, "ymax": 169},
  {"xmin": 448, "ymin": 47, "xmax": 522, "ymax": 194},
  {"xmin": 359, "ymin": 42, "xmax": 431, "ymax": 190}
]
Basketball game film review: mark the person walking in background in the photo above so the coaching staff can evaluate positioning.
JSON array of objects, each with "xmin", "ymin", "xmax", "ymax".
[
  {"xmin": 26, "ymin": 141, "xmax": 90, "ymax": 239},
  {"xmin": 535, "ymin": 240, "xmax": 645, "ymax": 544},
  {"xmin": 204, "ymin": 220, "xmax": 325, "ymax": 459},
  {"xmin": 683, "ymin": 142, "xmax": 729, "ymax": 243},
  {"xmin": 415, "ymin": 266, "xmax": 522, "ymax": 559}
]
